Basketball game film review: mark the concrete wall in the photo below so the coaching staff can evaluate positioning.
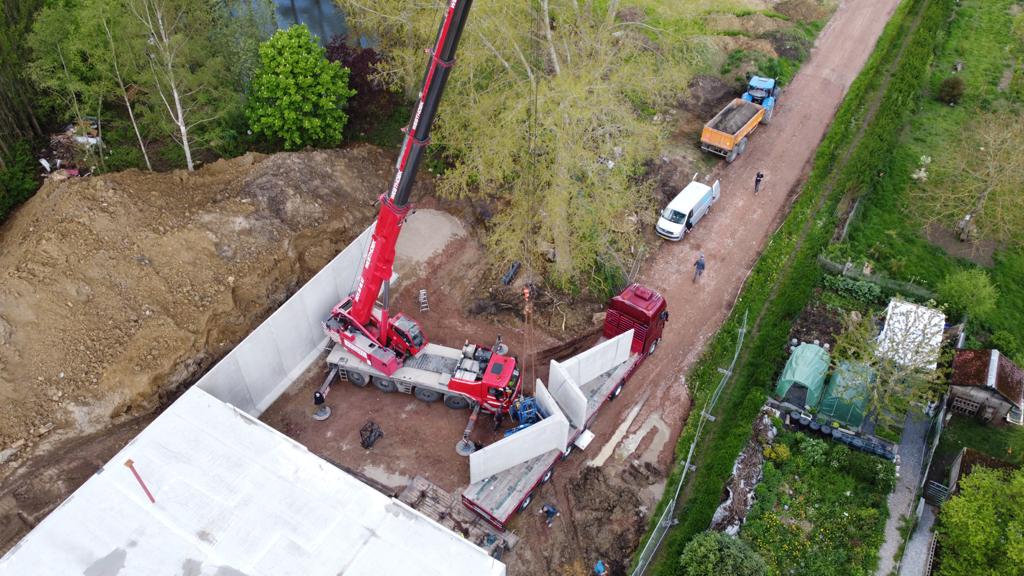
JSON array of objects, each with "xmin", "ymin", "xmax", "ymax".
[
  {"xmin": 549, "ymin": 361, "xmax": 587, "ymax": 429},
  {"xmin": 197, "ymin": 226, "xmax": 374, "ymax": 416},
  {"xmin": 948, "ymin": 385, "xmax": 1012, "ymax": 424},
  {"xmin": 468, "ymin": 383, "xmax": 569, "ymax": 483},
  {"xmin": 554, "ymin": 330, "xmax": 633, "ymax": 392}
]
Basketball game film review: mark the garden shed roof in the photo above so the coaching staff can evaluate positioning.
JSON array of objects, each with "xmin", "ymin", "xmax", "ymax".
[
  {"xmin": 951, "ymin": 349, "xmax": 1024, "ymax": 410},
  {"xmin": 876, "ymin": 300, "xmax": 945, "ymax": 371},
  {"xmin": 775, "ymin": 343, "xmax": 831, "ymax": 409},
  {"xmin": 820, "ymin": 361, "xmax": 872, "ymax": 428}
]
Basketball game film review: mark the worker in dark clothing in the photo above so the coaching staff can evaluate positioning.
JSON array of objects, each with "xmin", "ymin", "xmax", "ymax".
[
  {"xmin": 755, "ymin": 170, "xmax": 765, "ymax": 194},
  {"xmin": 540, "ymin": 503, "xmax": 560, "ymax": 527},
  {"xmin": 693, "ymin": 253, "xmax": 705, "ymax": 282}
]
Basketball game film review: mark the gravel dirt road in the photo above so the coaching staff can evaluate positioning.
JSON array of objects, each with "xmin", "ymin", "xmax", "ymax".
[{"xmin": 513, "ymin": 0, "xmax": 904, "ymax": 573}]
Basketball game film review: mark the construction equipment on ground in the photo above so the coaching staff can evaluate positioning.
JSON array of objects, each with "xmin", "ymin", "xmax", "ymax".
[
  {"xmin": 700, "ymin": 75, "xmax": 780, "ymax": 162},
  {"xmin": 315, "ymin": 0, "xmax": 521, "ymax": 421}
]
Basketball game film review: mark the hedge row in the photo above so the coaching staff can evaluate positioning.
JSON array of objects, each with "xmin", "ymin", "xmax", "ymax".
[{"xmin": 641, "ymin": 0, "xmax": 954, "ymax": 572}]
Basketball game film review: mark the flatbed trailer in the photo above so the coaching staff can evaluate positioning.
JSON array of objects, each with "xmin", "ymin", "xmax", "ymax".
[
  {"xmin": 325, "ymin": 340, "xmax": 521, "ymax": 412},
  {"xmin": 461, "ymin": 349, "xmax": 644, "ymax": 530},
  {"xmin": 700, "ymin": 98, "xmax": 765, "ymax": 163}
]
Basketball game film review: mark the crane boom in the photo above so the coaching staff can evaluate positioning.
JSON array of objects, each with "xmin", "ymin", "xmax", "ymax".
[{"xmin": 349, "ymin": 0, "xmax": 473, "ymax": 325}]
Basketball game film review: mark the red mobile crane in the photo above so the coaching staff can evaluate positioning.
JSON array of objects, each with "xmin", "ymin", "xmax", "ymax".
[{"xmin": 316, "ymin": 0, "xmax": 520, "ymax": 418}]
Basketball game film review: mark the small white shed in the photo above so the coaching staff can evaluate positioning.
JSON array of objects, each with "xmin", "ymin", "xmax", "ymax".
[{"xmin": 876, "ymin": 299, "xmax": 946, "ymax": 371}]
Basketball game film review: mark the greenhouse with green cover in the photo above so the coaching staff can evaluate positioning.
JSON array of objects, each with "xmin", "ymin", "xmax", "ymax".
[
  {"xmin": 819, "ymin": 361, "xmax": 872, "ymax": 429},
  {"xmin": 774, "ymin": 343, "xmax": 830, "ymax": 410}
]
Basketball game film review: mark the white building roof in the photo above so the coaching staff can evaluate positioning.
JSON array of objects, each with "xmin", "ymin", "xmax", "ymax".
[
  {"xmin": 876, "ymin": 299, "xmax": 946, "ymax": 371},
  {"xmin": 0, "ymin": 388, "xmax": 505, "ymax": 576}
]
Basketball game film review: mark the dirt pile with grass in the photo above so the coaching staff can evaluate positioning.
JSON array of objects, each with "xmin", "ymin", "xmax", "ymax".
[{"xmin": 0, "ymin": 146, "xmax": 391, "ymax": 468}]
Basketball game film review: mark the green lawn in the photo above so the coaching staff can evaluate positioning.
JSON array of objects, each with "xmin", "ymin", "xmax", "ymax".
[
  {"xmin": 835, "ymin": 0, "xmax": 1024, "ymax": 360},
  {"xmin": 936, "ymin": 415, "xmax": 1024, "ymax": 466},
  {"xmin": 741, "ymin": 431, "xmax": 895, "ymax": 576}
]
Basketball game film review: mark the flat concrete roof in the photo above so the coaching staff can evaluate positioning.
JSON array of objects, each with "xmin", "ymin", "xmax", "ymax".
[{"xmin": 0, "ymin": 387, "xmax": 505, "ymax": 576}]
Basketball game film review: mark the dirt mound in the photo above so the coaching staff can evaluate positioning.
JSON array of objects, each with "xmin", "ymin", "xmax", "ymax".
[
  {"xmin": 527, "ymin": 466, "xmax": 648, "ymax": 575},
  {"xmin": 0, "ymin": 146, "xmax": 391, "ymax": 469},
  {"xmin": 705, "ymin": 13, "xmax": 789, "ymax": 36},
  {"xmin": 775, "ymin": 0, "xmax": 830, "ymax": 22}
]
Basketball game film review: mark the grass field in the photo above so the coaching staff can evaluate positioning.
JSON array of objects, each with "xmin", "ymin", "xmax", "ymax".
[{"xmin": 834, "ymin": 0, "xmax": 1024, "ymax": 361}]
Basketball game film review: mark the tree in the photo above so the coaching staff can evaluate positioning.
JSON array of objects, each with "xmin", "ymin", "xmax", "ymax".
[
  {"xmin": 935, "ymin": 466, "xmax": 1024, "ymax": 576},
  {"xmin": 678, "ymin": 531, "xmax": 768, "ymax": 576},
  {"xmin": 338, "ymin": 0, "xmax": 699, "ymax": 294},
  {"xmin": 28, "ymin": 0, "xmax": 111, "ymax": 168},
  {"xmin": 938, "ymin": 268, "xmax": 998, "ymax": 319},
  {"xmin": 831, "ymin": 308, "xmax": 948, "ymax": 429},
  {"xmin": 325, "ymin": 35, "xmax": 395, "ymax": 136},
  {"xmin": 911, "ymin": 111, "xmax": 1024, "ymax": 246},
  {"xmin": 247, "ymin": 25, "xmax": 354, "ymax": 150},
  {"xmin": 0, "ymin": 0, "xmax": 48, "ymax": 150}
]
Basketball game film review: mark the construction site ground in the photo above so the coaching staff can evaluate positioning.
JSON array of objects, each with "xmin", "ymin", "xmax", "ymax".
[{"xmin": 0, "ymin": 0, "xmax": 901, "ymax": 573}]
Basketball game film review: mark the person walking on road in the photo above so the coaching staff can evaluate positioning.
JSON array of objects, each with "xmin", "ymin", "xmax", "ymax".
[
  {"xmin": 693, "ymin": 253, "xmax": 705, "ymax": 282},
  {"xmin": 540, "ymin": 503, "xmax": 560, "ymax": 527},
  {"xmin": 754, "ymin": 170, "xmax": 765, "ymax": 194}
]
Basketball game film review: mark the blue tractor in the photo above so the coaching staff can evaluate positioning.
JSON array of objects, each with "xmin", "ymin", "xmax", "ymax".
[{"xmin": 742, "ymin": 75, "xmax": 780, "ymax": 125}]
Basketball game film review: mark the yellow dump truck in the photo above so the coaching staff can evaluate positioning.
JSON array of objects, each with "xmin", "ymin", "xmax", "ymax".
[{"xmin": 699, "ymin": 98, "xmax": 765, "ymax": 163}]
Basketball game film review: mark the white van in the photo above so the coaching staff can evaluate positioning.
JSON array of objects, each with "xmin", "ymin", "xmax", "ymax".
[{"xmin": 655, "ymin": 175, "xmax": 721, "ymax": 241}]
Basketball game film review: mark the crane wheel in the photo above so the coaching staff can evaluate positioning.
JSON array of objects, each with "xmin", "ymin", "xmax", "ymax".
[
  {"xmin": 518, "ymin": 494, "xmax": 533, "ymax": 512},
  {"xmin": 373, "ymin": 376, "xmax": 397, "ymax": 393},
  {"xmin": 348, "ymin": 371, "xmax": 368, "ymax": 387},
  {"xmin": 414, "ymin": 387, "xmax": 441, "ymax": 403},
  {"xmin": 444, "ymin": 395, "xmax": 470, "ymax": 410},
  {"xmin": 540, "ymin": 468, "xmax": 554, "ymax": 484}
]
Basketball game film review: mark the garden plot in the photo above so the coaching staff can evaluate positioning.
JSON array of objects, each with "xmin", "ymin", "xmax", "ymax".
[{"xmin": 739, "ymin": 429, "xmax": 895, "ymax": 575}]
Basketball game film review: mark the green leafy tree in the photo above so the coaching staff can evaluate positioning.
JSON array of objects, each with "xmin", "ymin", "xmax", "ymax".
[
  {"xmin": 0, "ymin": 140, "xmax": 38, "ymax": 220},
  {"xmin": 0, "ymin": 0, "xmax": 48, "ymax": 156},
  {"xmin": 338, "ymin": 0, "xmax": 699, "ymax": 294},
  {"xmin": 831, "ymin": 309, "xmax": 948, "ymax": 429},
  {"xmin": 247, "ymin": 25, "xmax": 354, "ymax": 150},
  {"xmin": 678, "ymin": 531, "xmax": 768, "ymax": 576},
  {"xmin": 938, "ymin": 268, "xmax": 998, "ymax": 319},
  {"xmin": 936, "ymin": 466, "xmax": 1024, "ymax": 576}
]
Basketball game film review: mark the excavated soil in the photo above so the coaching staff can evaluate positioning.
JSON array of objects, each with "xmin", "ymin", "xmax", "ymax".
[{"xmin": 0, "ymin": 146, "xmax": 400, "ymax": 551}]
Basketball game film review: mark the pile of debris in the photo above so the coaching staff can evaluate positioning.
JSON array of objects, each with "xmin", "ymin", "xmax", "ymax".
[{"xmin": 710, "ymin": 406, "xmax": 778, "ymax": 535}]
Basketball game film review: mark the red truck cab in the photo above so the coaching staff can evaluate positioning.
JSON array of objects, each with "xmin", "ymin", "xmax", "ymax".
[{"xmin": 604, "ymin": 283, "xmax": 668, "ymax": 356}]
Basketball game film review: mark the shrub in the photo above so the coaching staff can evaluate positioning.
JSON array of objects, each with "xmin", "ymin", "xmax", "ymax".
[
  {"xmin": 938, "ymin": 269, "xmax": 998, "ymax": 319},
  {"xmin": 797, "ymin": 434, "xmax": 828, "ymax": 466},
  {"xmin": 990, "ymin": 330, "xmax": 1023, "ymax": 363},
  {"xmin": 846, "ymin": 451, "xmax": 897, "ymax": 492},
  {"xmin": 247, "ymin": 25, "xmax": 355, "ymax": 150},
  {"xmin": 763, "ymin": 443, "xmax": 791, "ymax": 462},
  {"xmin": 0, "ymin": 139, "xmax": 39, "ymax": 221},
  {"xmin": 324, "ymin": 35, "xmax": 396, "ymax": 136},
  {"xmin": 937, "ymin": 76, "xmax": 965, "ymax": 104},
  {"xmin": 822, "ymin": 274, "xmax": 883, "ymax": 303},
  {"xmin": 678, "ymin": 531, "xmax": 768, "ymax": 576},
  {"xmin": 829, "ymin": 444, "xmax": 851, "ymax": 470}
]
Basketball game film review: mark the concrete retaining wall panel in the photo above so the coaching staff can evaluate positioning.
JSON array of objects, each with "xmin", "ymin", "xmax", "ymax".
[
  {"xmin": 469, "ymin": 383, "xmax": 569, "ymax": 483},
  {"xmin": 197, "ymin": 226, "xmax": 374, "ymax": 415}
]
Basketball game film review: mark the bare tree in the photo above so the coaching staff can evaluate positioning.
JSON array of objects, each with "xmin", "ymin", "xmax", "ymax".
[{"xmin": 912, "ymin": 111, "xmax": 1024, "ymax": 245}]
